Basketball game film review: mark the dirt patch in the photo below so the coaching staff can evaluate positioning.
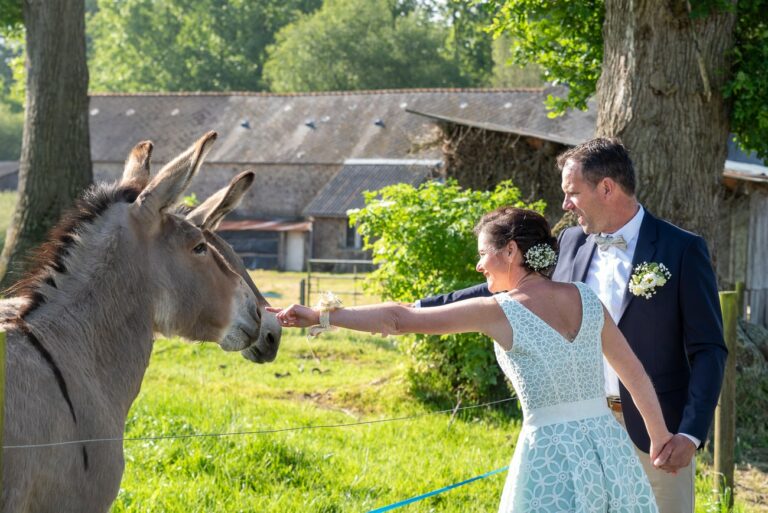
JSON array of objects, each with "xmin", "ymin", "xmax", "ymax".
[{"xmin": 735, "ymin": 462, "xmax": 768, "ymax": 512}]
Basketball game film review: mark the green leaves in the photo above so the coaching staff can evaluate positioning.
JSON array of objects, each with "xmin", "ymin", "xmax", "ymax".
[
  {"xmin": 263, "ymin": 0, "xmax": 478, "ymax": 92},
  {"xmin": 0, "ymin": 0, "xmax": 22, "ymax": 31},
  {"xmin": 87, "ymin": 0, "xmax": 322, "ymax": 93},
  {"xmin": 485, "ymin": 0, "xmax": 604, "ymax": 114},
  {"xmin": 726, "ymin": 0, "xmax": 768, "ymax": 160},
  {"xmin": 350, "ymin": 179, "xmax": 543, "ymax": 402}
]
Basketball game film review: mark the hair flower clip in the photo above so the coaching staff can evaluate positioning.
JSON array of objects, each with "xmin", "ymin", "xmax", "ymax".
[{"xmin": 524, "ymin": 244, "xmax": 557, "ymax": 271}]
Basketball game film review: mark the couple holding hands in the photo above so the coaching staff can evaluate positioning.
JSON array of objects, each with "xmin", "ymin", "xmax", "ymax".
[{"xmin": 270, "ymin": 138, "xmax": 727, "ymax": 513}]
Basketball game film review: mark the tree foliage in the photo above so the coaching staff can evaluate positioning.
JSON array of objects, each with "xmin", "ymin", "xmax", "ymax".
[
  {"xmin": 87, "ymin": 0, "xmax": 322, "ymax": 92},
  {"xmin": 724, "ymin": 0, "xmax": 768, "ymax": 159},
  {"xmin": 264, "ymin": 0, "xmax": 477, "ymax": 92},
  {"xmin": 485, "ymin": 0, "xmax": 768, "ymax": 158},
  {"xmin": 486, "ymin": 0, "xmax": 603, "ymax": 113},
  {"xmin": 0, "ymin": 0, "xmax": 22, "ymax": 31},
  {"xmin": 440, "ymin": 0, "xmax": 496, "ymax": 86},
  {"xmin": 349, "ymin": 179, "xmax": 544, "ymax": 403}
]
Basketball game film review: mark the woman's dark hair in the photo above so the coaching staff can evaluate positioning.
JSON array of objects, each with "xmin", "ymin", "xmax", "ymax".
[{"xmin": 474, "ymin": 207, "xmax": 558, "ymax": 276}]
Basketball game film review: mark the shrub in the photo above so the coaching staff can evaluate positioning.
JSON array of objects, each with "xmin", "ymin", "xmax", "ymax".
[{"xmin": 349, "ymin": 179, "xmax": 545, "ymax": 404}]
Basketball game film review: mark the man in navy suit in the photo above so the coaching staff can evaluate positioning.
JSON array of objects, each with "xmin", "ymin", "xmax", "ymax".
[{"xmin": 419, "ymin": 138, "xmax": 727, "ymax": 513}]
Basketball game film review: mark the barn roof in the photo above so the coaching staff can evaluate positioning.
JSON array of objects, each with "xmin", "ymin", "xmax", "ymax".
[
  {"xmin": 406, "ymin": 96, "xmax": 595, "ymax": 147},
  {"xmin": 88, "ymin": 88, "xmax": 584, "ymax": 165},
  {"xmin": 0, "ymin": 161, "xmax": 18, "ymax": 176},
  {"xmin": 302, "ymin": 159, "xmax": 438, "ymax": 218}
]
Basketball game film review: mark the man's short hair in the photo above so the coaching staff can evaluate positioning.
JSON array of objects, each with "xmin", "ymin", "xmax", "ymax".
[{"xmin": 556, "ymin": 137, "xmax": 636, "ymax": 195}]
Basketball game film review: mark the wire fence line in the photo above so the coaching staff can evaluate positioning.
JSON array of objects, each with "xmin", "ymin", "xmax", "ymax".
[{"xmin": 3, "ymin": 396, "xmax": 517, "ymax": 450}]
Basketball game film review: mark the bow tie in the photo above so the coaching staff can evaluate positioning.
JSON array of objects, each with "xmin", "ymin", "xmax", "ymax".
[{"xmin": 594, "ymin": 234, "xmax": 627, "ymax": 251}]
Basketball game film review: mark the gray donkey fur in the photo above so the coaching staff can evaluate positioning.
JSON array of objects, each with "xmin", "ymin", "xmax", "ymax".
[{"xmin": 1, "ymin": 132, "xmax": 281, "ymax": 513}]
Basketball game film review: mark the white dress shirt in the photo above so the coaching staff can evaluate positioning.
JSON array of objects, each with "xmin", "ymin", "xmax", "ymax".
[
  {"xmin": 585, "ymin": 205, "xmax": 700, "ymax": 447},
  {"xmin": 585, "ymin": 206, "xmax": 645, "ymax": 398}
]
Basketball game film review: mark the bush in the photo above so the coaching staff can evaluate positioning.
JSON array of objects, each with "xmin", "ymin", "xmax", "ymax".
[{"xmin": 349, "ymin": 179, "xmax": 545, "ymax": 404}]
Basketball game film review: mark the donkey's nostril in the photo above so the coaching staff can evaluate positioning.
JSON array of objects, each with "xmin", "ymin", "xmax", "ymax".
[{"xmin": 266, "ymin": 333, "xmax": 276, "ymax": 347}]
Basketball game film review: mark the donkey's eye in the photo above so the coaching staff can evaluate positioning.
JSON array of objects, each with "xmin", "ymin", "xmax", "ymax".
[{"xmin": 193, "ymin": 242, "xmax": 208, "ymax": 255}]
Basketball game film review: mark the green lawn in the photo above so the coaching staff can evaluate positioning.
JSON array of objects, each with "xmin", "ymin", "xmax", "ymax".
[
  {"xmin": 0, "ymin": 190, "xmax": 16, "ymax": 249},
  {"xmin": 112, "ymin": 332, "xmax": 518, "ymax": 512}
]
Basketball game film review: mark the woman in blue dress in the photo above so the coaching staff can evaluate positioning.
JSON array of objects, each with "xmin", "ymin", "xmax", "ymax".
[{"xmin": 269, "ymin": 207, "xmax": 670, "ymax": 512}]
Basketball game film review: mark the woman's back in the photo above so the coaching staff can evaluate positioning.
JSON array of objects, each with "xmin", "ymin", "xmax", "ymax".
[
  {"xmin": 493, "ymin": 283, "xmax": 658, "ymax": 512},
  {"xmin": 493, "ymin": 282, "xmax": 605, "ymax": 412}
]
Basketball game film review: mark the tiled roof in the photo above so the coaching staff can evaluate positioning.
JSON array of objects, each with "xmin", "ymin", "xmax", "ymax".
[
  {"xmin": 217, "ymin": 219, "xmax": 312, "ymax": 232},
  {"xmin": 302, "ymin": 160, "xmax": 437, "ymax": 217},
  {"xmin": 88, "ymin": 88, "xmax": 587, "ymax": 165},
  {"xmin": 0, "ymin": 161, "xmax": 18, "ymax": 177}
]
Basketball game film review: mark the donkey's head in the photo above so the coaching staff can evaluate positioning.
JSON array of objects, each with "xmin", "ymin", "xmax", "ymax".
[{"xmin": 124, "ymin": 132, "xmax": 281, "ymax": 361}]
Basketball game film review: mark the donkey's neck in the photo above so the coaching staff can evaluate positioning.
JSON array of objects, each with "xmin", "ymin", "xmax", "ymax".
[{"xmin": 22, "ymin": 205, "xmax": 156, "ymax": 416}]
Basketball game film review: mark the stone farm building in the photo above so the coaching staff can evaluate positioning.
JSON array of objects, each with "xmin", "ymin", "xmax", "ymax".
[{"xmin": 86, "ymin": 88, "xmax": 589, "ymax": 271}]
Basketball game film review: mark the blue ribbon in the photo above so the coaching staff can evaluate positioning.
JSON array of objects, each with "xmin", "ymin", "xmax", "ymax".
[{"xmin": 367, "ymin": 465, "xmax": 509, "ymax": 512}]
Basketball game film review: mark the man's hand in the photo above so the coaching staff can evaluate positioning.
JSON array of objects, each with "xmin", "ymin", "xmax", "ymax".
[{"xmin": 652, "ymin": 434, "xmax": 697, "ymax": 474}]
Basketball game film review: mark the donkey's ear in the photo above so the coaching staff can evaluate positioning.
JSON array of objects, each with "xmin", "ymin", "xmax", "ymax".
[
  {"xmin": 133, "ymin": 131, "xmax": 217, "ymax": 220},
  {"xmin": 186, "ymin": 171, "xmax": 255, "ymax": 231},
  {"xmin": 121, "ymin": 140, "xmax": 153, "ymax": 189}
]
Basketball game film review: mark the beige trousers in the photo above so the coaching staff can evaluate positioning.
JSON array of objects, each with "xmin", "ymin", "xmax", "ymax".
[{"xmin": 612, "ymin": 410, "xmax": 695, "ymax": 513}]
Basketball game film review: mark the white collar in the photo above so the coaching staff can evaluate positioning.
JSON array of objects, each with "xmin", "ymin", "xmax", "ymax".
[{"xmin": 601, "ymin": 205, "xmax": 644, "ymax": 245}]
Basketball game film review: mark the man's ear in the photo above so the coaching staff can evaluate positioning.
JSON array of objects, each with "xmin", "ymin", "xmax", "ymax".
[{"xmin": 600, "ymin": 177, "xmax": 615, "ymax": 197}]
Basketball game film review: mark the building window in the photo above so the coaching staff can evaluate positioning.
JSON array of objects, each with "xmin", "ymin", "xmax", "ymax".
[{"xmin": 346, "ymin": 221, "xmax": 362, "ymax": 249}]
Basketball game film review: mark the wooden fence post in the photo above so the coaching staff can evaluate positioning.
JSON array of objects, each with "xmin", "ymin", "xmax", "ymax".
[
  {"xmin": 715, "ymin": 291, "xmax": 737, "ymax": 510},
  {"xmin": 299, "ymin": 279, "xmax": 306, "ymax": 306},
  {"xmin": 735, "ymin": 281, "xmax": 745, "ymax": 318}
]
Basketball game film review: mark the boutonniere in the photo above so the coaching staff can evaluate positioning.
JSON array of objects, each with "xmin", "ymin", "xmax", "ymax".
[{"xmin": 629, "ymin": 262, "xmax": 671, "ymax": 299}]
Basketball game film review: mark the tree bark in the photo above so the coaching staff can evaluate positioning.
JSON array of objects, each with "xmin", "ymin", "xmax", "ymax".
[
  {"xmin": 596, "ymin": 0, "xmax": 736, "ymax": 253},
  {"xmin": 0, "ymin": 0, "xmax": 92, "ymax": 288}
]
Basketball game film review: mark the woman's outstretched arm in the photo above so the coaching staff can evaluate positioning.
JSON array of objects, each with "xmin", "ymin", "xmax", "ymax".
[
  {"xmin": 267, "ymin": 296, "xmax": 512, "ymax": 345},
  {"xmin": 600, "ymin": 307, "xmax": 673, "ymax": 465}
]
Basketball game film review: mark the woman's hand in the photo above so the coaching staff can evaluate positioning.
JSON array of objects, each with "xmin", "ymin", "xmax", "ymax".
[
  {"xmin": 266, "ymin": 305, "xmax": 320, "ymax": 328},
  {"xmin": 649, "ymin": 430, "xmax": 675, "ymax": 471}
]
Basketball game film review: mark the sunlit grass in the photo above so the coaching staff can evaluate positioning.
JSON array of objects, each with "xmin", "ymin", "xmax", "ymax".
[
  {"xmin": 0, "ymin": 190, "xmax": 17, "ymax": 250},
  {"xmin": 112, "ymin": 331, "xmax": 518, "ymax": 512}
]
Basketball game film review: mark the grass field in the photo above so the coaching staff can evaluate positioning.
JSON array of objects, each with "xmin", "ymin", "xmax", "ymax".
[
  {"xmin": 111, "ymin": 331, "xmax": 519, "ymax": 512},
  {"xmin": 0, "ymin": 190, "xmax": 16, "ymax": 249}
]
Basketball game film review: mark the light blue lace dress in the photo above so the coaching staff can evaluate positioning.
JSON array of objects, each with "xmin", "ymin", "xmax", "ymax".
[{"xmin": 494, "ymin": 282, "xmax": 657, "ymax": 512}]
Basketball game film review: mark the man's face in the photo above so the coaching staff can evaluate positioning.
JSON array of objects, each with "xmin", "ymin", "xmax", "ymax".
[{"xmin": 561, "ymin": 159, "xmax": 606, "ymax": 234}]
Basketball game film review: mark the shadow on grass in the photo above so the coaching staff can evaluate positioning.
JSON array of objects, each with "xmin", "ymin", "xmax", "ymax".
[{"xmin": 409, "ymin": 378, "xmax": 522, "ymax": 424}]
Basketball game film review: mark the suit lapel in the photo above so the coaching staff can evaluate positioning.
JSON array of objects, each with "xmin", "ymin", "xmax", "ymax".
[
  {"xmin": 571, "ymin": 235, "xmax": 597, "ymax": 282},
  {"xmin": 619, "ymin": 212, "xmax": 659, "ymax": 320}
]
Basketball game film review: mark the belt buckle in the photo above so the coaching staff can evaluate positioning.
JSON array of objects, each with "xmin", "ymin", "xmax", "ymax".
[{"xmin": 607, "ymin": 396, "xmax": 622, "ymax": 413}]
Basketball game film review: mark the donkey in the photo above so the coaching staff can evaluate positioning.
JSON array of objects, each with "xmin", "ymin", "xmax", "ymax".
[{"xmin": 1, "ymin": 132, "xmax": 281, "ymax": 513}]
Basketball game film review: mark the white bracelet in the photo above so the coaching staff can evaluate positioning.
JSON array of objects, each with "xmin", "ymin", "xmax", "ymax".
[
  {"xmin": 308, "ymin": 292, "xmax": 343, "ymax": 338},
  {"xmin": 319, "ymin": 309, "xmax": 331, "ymax": 329}
]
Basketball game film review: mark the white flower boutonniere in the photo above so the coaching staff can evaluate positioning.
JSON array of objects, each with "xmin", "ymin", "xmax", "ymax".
[{"xmin": 629, "ymin": 262, "xmax": 671, "ymax": 299}]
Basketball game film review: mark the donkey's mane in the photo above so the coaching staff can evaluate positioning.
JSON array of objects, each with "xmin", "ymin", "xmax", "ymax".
[{"xmin": 7, "ymin": 182, "xmax": 142, "ymax": 320}]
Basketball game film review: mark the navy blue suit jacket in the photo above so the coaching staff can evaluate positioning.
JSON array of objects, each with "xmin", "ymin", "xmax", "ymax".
[{"xmin": 420, "ymin": 211, "xmax": 728, "ymax": 452}]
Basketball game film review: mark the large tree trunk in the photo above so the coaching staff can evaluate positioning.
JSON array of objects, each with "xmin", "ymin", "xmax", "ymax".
[
  {"xmin": 0, "ymin": 0, "xmax": 92, "ymax": 289},
  {"xmin": 596, "ymin": 0, "xmax": 736, "ymax": 253}
]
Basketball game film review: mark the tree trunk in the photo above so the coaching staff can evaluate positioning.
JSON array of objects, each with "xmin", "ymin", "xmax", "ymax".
[
  {"xmin": 0, "ymin": 0, "xmax": 92, "ymax": 288},
  {"xmin": 596, "ymin": 0, "xmax": 736, "ymax": 253}
]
